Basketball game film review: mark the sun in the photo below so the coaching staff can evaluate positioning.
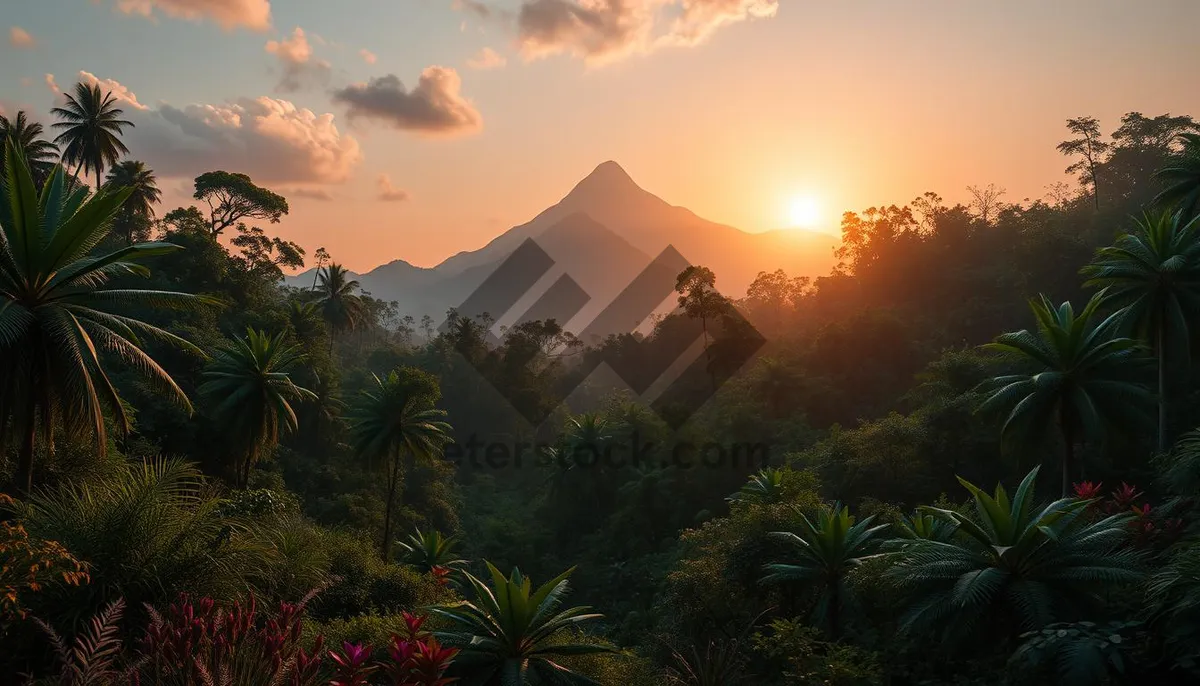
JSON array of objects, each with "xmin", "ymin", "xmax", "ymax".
[{"xmin": 788, "ymin": 195, "xmax": 821, "ymax": 229}]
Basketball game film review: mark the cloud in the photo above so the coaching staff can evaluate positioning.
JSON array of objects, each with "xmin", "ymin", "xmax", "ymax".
[
  {"xmin": 665, "ymin": 0, "xmax": 778, "ymax": 45},
  {"xmin": 128, "ymin": 96, "xmax": 362, "ymax": 184},
  {"xmin": 359, "ymin": 48, "xmax": 377, "ymax": 64},
  {"xmin": 466, "ymin": 47, "xmax": 507, "ymax": 70},
  {"xmin": 45, "ymin": 74, "xmax": 60, "ymax": 95},
  {"xmin": 10, "ymin": 27, "xmax": 36, "ymax": 48},
  {"xmin": 79, "ymin": 71, "xmax": 149, "ymax": 110},
  {"xmin": 265, "ymin": 27, "xmax": 330, "ymax": 92},
  {"xmin": 110, "ymin": 0, "xmax": 272, "ymax": 31},
  {"xmin": 376, "ymin": 173, "xmax": 410, "ymax": 202},
  {"xmin": 515, "ymin": 0, "xmax": 777, "ymax": 63},
  {"xmin": 332, "ymin": 68, "xmax": 482, "ymax": 135},
  {"xmin": 285, "ymin": 187, "xmax": 335, "ymax": 201},
  {"xmin": 452, "ymin": 0, "xmax": 498, "ymax": 19}
]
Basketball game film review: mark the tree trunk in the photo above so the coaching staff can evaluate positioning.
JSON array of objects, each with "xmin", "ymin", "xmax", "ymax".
[
  {"xmin": 1060, "ymin": 405, "xmax": 1074, "ymax": 498},
  {"xmin": 16, "ymin": 391, "xmax": 37, "ymax": 495},
  {"xmin": 381, "ymin": 450, "xmax": 401, "ymax": 562},
  {"xmin": 1157, "ymin": 321, "xmax": 1168, "ymax": 454},
  {"xmin": 241, "ymin": 446, "xmax": 255, "ymax": 489},
  {"xmin": 701, "ymin": 316, "xmax": 716, "ymax": 392}
]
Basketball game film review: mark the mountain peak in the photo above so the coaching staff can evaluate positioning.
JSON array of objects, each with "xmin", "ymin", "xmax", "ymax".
[{"xmin": 564, "ymin": 160, "xmax": 643, "ymax": 204}]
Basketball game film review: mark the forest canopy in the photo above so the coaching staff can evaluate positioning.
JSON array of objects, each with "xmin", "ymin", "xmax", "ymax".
[{"xmin": 3, "ymin": 95, "xmax": 1200, "ymax": 685}]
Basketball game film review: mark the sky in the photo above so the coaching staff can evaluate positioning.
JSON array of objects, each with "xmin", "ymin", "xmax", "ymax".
[{"xmin": 3, "ymin": 0, "xmax": 1200, "ymax": 271}]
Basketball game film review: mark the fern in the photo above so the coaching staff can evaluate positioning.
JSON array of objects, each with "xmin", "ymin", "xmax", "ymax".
[{"xmin": 34, "ymin": 598, "xmax": 128, "ymax": 685}]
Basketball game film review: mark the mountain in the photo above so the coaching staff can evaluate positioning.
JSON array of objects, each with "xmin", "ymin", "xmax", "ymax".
[{"xmin": 289, "ymin": 161, "xmax": 839, "ymax": 333}]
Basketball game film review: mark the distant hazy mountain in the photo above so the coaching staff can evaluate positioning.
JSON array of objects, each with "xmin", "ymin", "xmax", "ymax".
[{"xmin": 288, "ymin": 161, "xmax": 838, "ymax": 332}]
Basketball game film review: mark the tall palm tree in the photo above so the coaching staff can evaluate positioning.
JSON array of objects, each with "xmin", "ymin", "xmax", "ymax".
[
  {"xmin": 315, "ymin": 262, "xmax": 365, "ymax": 354},
  {"xmin": 104, "ymin": 160, "xmax": 161, "ymax": 245},
  {"xmin": 51, "ymin": 82, "xmax": 133, "ymax": 191},
  {"xmin": 0, "ymin": 147, "xmax": 204, "ymax": 494},
  {"xmin": 979, "ymin": 292, "xmax": 1153, "ymax": 496},
  {"xmin": 1082, "ymin": 211, "xmax": 1200, "ymax": 452},
  {"xmin": 1154, "ymin": 132, "xmax": 1200, "ymax": 220},
  {"xmin": 0, "ymin": 111, "xmax": 59, "ymax": 185},
  {"xmin": 888, "ymin": 467, "xmax": 1140, "ymax": 649},
  {"xmin": 199, "ymin": 328, "xmax": 316, "ymax": 489},
  {"xmin": 432, "ymin": 563, "xmax": 616, "ymax": 685},
  {"xmin": 761, "ymin": 503, "xmax": 888, "ymax": 638},
  {"xmin": 348, "ymin": 367, "xmax": 452, "ymax": 561}
]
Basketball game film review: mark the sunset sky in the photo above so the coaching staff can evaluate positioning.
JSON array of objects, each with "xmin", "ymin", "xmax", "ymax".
[{"xmin": 4, "ymin": 0, "xmax": 1200, "ymax": 271}]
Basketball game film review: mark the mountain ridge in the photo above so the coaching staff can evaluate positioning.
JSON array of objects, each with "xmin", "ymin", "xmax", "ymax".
[{"xmin": 287, "ymin": 161, "xmax": 838, "ymax": 330}]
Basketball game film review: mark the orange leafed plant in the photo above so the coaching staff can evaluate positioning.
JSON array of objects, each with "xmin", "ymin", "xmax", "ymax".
[{"xmin": 0, "ymin": 493, "xmax": 89, "ymax": 623}]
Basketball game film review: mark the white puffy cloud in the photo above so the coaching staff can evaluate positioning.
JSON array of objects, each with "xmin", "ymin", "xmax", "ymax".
[
  {"xmin": 513, "ymin": 0, "xmax": 778, "ymax": 63},
  {"xmin": 466, "ymin": 47, "xmax": 507, "ymax": 70},
  {"xmin": 332, "ymin": 68, "xmax": 482, "ymax": 135},
  {"xmin": 129, "ymin": 96, "xmax": 362, "ymax": 184},
  {"xmin": 110, "ymin": 0, "xmax": 272, "ymax": 31},
  {"xmin": 264, "ymin": 27, "xmax": 330, "ymax": 92},
  {"xmin": 79, "ymin": 71, "xmax": 149, "ymax": 110}
]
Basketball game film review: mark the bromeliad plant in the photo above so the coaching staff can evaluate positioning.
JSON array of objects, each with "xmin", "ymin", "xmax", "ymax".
[
  {"xmin": 761, "ymin": 503, "xmax": 888, "ymax": 638},
  {"xmin": 139, "ymin": 591, "xmax": 327, "ymax": 686},
  {"xmin": 396, "ymin": 528, "xmax": 466, "ymax": 574},
  {"xmin": 432, "ymin": 562, "xmax": 616, "ymax": 685},
  {"xmin": 727, "ymin": 467, "xmax": 787, "ymax": 505},
  {"xmin": 888, "ymin": 467, "xmax": 1142, "ymax": 649}
]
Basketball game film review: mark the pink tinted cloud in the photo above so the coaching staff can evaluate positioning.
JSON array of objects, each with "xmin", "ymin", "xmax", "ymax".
[
  {"xmin": 515, "ymin": 0, "xmax": 778, "ymax": 63},
  {"xmin": 131, "ymin": 95, "xmax": 362, "ymax": 184},
  {"xmin": 265, "ymin": 27, "xmax": 331, "ymax": 92},
  {"xmin": 466, "ymin": 47, "xmax": 507, "ymax": 70},
  {"xmin": 332, "ymin": 67, "xmax": 482, "ymax": 135},
  {"xmin": 376, "ymin": 173, "xmax": 410, "ymax": 202},
  {"xmin": 9, "ymin": 27, "xmax": 36, "ymax": 48},
  {"xmin": 112, "ymin": 0, "xmax": 272, "ymax": 31},
  {"xmin": 79, "ymin": 71, "xmax": 149, "ymax": 110}
]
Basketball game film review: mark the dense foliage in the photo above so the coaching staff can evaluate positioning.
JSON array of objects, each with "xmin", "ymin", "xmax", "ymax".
[{"xmin": 3, "ymin": 88, "xmax": 1200, "ymax": 685}]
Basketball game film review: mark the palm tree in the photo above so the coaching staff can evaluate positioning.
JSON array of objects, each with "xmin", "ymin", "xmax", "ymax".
[
  {"xmin": 315, "ymin": 262, "xmax": 365, "ymax": 354},
  {"xmin": 888, "ymin": 467, "xmax": 1141, "ymax": 649},
  {"xmin": 396, "ymin": 527, "xmax": 466, "ymax": 572},
  {"xmin": 0, "ymin": 111, "xmax": 59, "ymax": 185},
  {"xmin": 199, "ymin": 328, "xmax": 316, "ymax": 489},
  {"xmin": 431, "ymin": 563, "xmax": 616, "ymax": 685},
  {"xmin": 1154, "ymin": 132, "xmax": 1200, "ymax": 220},
  {"xmin": 51, "ymin": 82, "xmax": 133, "ymax": 191},
  {"xmin": 348, "ymin": 368, "xmax": 452, "ymax": 561},
  {"xmin": 979, "ymin": 292, "xmax": 1153, "ymax": 496},
  {"xmin": 0, "ymin": 147, "xmax": 204, "ymax": 494},
  {"xmin": 1082, "ymin": 211, "xmax": 1200, "ymax": 453},
  {"xmin": 761, "ymin": 503, "xmax": 888, "ymax": 637},
  {"xmin": 104, "ymin": 160, "xmax": 161, "ymax": 244}
]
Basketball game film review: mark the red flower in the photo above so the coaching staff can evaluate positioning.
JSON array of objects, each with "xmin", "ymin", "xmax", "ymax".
[
  {"xmin": 1110, "ymin": 482, "xmax": 1142, "ymax": 509},
  {"xmin": 1072, "ymin": 481, "xmax": 1103, "ymax": 499},
  {"xmin": 430, "ymin": 566, "xmax": 453, "ymax": 587}
]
